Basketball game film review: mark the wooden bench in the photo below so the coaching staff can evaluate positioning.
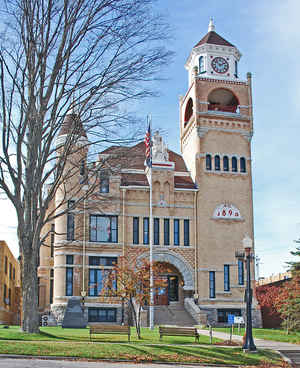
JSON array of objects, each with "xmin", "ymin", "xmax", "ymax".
[
  {"xmin": 89, "ymin": 324, "xmax": 131, "ymax": 342},
  {"xmin": 159, "ymin": 326, "xmax": 199, "ymax": 343}
]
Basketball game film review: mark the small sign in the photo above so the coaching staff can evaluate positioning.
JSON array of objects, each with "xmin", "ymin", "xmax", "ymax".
[
  {"xmin": 227, "ymin": 314, "xmax": 235, "ymax": 325},
  {"xmin": 234, "ymin": 316, "xmax": 244, "ymax": 324}
]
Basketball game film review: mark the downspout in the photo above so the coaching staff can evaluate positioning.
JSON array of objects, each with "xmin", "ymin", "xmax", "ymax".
[{"xmin": 122, "ymin": 188, "xmax": 126, "ymax": 257}]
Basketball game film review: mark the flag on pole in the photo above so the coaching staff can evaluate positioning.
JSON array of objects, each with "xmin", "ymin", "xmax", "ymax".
[{"xmin": 144, "ymin": 121, "xmax": 152, "ymax": 167}]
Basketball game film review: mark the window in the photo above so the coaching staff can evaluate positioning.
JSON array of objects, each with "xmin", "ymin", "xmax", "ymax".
[
  {"xmin": 67, "ymin": 200, "xmax": 75, "ymax": 241},
  {"xmin": 199, "ymin": 56, "xmax": 205, "ymax": 73},
  {"xmin": 90, "ymin": 215, "xmax": 118, "ymax": 243},
  {"xmin": 232, "ymin": 157, "xmax": 237, "ymax": 172},
  {"xmin": 215, "ymin": 155, "xmax": 220, "ymax": 171},
  {"xmin": 4, "ymin": 256, "xmax": 7, "ymax": 274},
  {"xmin": 133, "ymin": 217, "xmax": 139, "ymax": 244},
  {"xmin": 240, "ymin": 157, "xmax": 246, "ymax": 173},
  {"xmin": 8, "ymin": 288, "xmax": 11, "ymax": 305},
  {"xmin": 88, "ymin": 307, "xmax": 117, "ymax": 323},
  {"xmin": 66, "ymin": 268, "xmax": 73, "ymax": 296},
  {"xmin": 3, "ymin": 284, "xmax": 6, "ymax": 304},
  {"xmin": 184, "ymin": 98, "xmax": 193, "ymax": 126},
  {"xmin": 238, "ymin": 259, "xmax": 244, "ymax": 285},
  {"xmin": 9, "ymin": 263, "xmax": 12, "ymax": 280},
  {"xmin": 164, "ymin": 219, "xmax": 170, "ymax": 246},
  {"xmin": 66, "ymin": 255, "xmax": 74, "ymax": 265},
  {"xmin": 13, "ymin": 267, "xmax": 15, "ymax": 281},
  {"xmin": 184, "ymin": 219, "xmax": 190, "ymax": 246},
  {"xmin": 223, "ymin": 156, "xmax": 229, "ymax": 171},
  {"xmin": 234, "ymin": 61, "xmax": 238, "ymax": 78},
  {"xmin": 224, "ymin": 265, "xmax": 230, "ymax": 291},
  {"xmin": 206, "ymin": 154, "xmax": 212, "ymax": 170},
  {"xmin": 154, "ymin": 218, "xmax": 160, "ymax": 245},
  {"xmin": 89, "ymin": 269, "xmax": 116, "ymax": 296},
  {"xmin": 143, "ymin": 217, "xmax": 149, "ymax": 245},
  {"xmin": 209, "ymin": 271, "xmax": 215, "ymax": 298},
  {"xmin": 100, "ymin": 178, "xmax": 109, "ymax": 193},
  {"xmin": 50, "ymin": 223, "xmax": 55, "ymax": 257},
  {"xmin": 89, "ymin": 256, "xmax": 117, "ymax": 266},
  {"xmin": 174, "ymin": 219, "xmax": 180, "ymax": 246},
  {"xmin": 217, "ymin": 308, "xmax": 241, "ymax": 323}
]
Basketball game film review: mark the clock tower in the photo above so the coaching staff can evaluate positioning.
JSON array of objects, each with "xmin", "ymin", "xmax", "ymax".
[{"xmin": 180, "ymin": 20, "xmax": 261, "ymax": 325}]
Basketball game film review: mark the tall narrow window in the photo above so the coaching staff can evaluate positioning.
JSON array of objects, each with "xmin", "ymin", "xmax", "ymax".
[
  {"xmin": 4, "ymin": 256, "xmax": 7, "ymax": 274},
  {"xmin": 143, "ymin": 217, "xmax": 149, "ymax": 245},
  {"xmin": 164, "ymin": 219, "xmax": 170, "ymax": 246},
  {"xmin": 184, "ymin": 219, "xmax": 190, "ymax": 246},
  {"xmin": 240, "ymin": 157, "xmax": 246, "ymax": 173},
  {"xmin": 9, "ymin": 263, "xmax": 12, "ymax": 280},
  {"xmin": 154, "ymin": 218, "xmax": 160, "ymax": 245},
  {"xmin": 215, "ymin": 155, "xmax": 220, "ymax": 171},
  {"xmin": 238, "ymin": 259, "xmax": 244, "ymax": 285},
  {"xmin": 209, "ymin": 271, "xmax": 215, "ymax": 298},
  {"xmin": 90, "ymin": 215, "xmax": 118, "ymax": 243},
  {"xmin": 133, "ymin": 217, "xmax": 139, "ymax": 244},
  {"xmin": 50, "ymin": 269, "xmax": 54, "ymax": 304},
  {"xmin": 50, "ymin": 223, "xmax": 55, "ymax": 257},
  {"xmin": 232, "ymin": 157, "xmax": 237, "ymax": 172},
  {"xmin": 234, "ymin": 60, "xmax": 238, "ymax": 78},
  {"xmin": 66, "ymin": 254, "xmax": 74, "ymax": 296},
  {"xmin": 199, "ymin": 56, "xmax": 205, "ymax": 73},
  {"xmin": 8, "ymin": 288, "xmax": 11, "ymax": 305},
  {"xmin": 174, "ymin": 219, "xmax": 180, "ymax": 246},
  {"xmin": 100, "ymin": 178, "xmax": 109, "ymax": 193},
  {"xmin": 206, "ymin": 154, "xmax": 212, "ymax": 170},
  {"xmin": 224, "ymin": 265, "xmax": 230, "ymax": 291},
  {"xmin": 13, "ymin": 267, "xmax": 15, "ymax": 281},
  {"xmin": 3, "ymin": 284, "xmax": 6, "ymax": 303},
  {"xmin": 223, "ymin": 156, "xmax": 229, "ymax": 172},
  {"xmin": 67, "ymin": 200, "xmax": 75, "ymax": 241}
]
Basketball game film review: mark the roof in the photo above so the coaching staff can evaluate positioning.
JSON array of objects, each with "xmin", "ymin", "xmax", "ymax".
[
  {"xmin": 58, "ymin": 113, "xmax": 87, "ymax": 138},
  {"xmin": 194, "ymin": 31, "xmax": 234, "ymax": 48},
  {"xmin": 99, "ymin": 142, "xmax": 195, "ymax": 189}
]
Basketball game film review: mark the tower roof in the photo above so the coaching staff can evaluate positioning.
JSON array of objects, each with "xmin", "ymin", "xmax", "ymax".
[
  {"xmin": 194, "ymin": 20, "xmax": 234, "ymax": 48},
  {"xmin": 58, "ymin": 112, "xmax": 87, "ymax": 138}
]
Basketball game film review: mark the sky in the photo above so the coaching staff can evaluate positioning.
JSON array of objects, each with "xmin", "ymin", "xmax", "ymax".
[{"xmin": 1, "ymin": 0, "xmax": 300, "ymax": 278}]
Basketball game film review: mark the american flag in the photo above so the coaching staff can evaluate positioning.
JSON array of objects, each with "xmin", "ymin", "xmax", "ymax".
[{"xmin": 144, "ymin": 121, "xmax": 152, "ymax": 167}]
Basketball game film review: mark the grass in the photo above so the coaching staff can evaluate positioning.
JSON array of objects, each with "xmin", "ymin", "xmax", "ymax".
[
  {"xmin": 208, "ymin": 326, "xmax": 300, "ymax": 345},
  {"xmin": 0, "ymin": 326, "xmax": 289, "ymax": 366}
]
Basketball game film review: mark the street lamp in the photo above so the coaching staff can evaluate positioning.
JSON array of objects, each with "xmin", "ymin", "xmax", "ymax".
[{"xmin": 242, "ymin": 235, "xmax": 256, "ymax": 352}]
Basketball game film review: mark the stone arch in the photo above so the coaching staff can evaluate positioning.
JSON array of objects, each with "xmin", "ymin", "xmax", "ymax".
[{"xmin": 137, "ymin": 251, "xmax": 194, "ymax": 291}]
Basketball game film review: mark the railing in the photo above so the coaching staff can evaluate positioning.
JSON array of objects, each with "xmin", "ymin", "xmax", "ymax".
[{"xmin": 208, "ymin": 104, "xmax": 238, "ymax": 113}]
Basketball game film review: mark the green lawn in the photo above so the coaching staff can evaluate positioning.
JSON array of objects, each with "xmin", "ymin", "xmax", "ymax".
[
  {"xmin": 209, "ymin": 326, "xmax": 300, "ymax": 344},
  {"xmin": 0, "ymin": 326, "xmax": 286, "ymax": 365}
]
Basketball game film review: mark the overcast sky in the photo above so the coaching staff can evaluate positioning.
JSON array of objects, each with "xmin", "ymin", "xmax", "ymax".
[{"xmin": 1, "ymin": 0, "xmax": 300, "ymax": 278}]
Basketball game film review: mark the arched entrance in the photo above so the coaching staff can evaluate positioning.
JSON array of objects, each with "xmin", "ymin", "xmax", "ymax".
[{"xmin": 137, "ymin": 251, "xmax": 195, "ymax": 305}]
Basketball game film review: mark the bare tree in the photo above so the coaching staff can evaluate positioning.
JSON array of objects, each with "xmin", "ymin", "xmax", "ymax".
[{"xmin": 0, "ymin": 0, "xmax": 171, "ymax": 333}]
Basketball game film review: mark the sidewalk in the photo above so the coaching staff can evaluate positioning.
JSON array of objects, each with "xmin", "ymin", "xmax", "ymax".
[{"xmin": 197, "ymin": 328, "xmax": 300, "ymax": 350}]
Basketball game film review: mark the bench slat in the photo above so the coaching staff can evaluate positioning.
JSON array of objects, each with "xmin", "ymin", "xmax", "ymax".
[
  {"xmin": 159, "ymin": 326, "xmax": 199, "ymax": 343},
  {"xmin": 89, "ymin": 324, "xmax": 131, "ymax": 342}
]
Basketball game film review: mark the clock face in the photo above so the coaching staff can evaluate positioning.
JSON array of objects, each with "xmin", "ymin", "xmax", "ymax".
[{"xmin": 211, "ymin": 57, "xmax": 229, "ymax": 74}]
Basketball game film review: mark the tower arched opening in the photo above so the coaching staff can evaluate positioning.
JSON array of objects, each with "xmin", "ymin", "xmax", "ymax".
[
  {"xmin": 207, "ymin": 88, "xmax": 239, "ymax": 113},
  {"xmin": 184, "ymin": 98, "xmax": 193, "ymax": 127}
]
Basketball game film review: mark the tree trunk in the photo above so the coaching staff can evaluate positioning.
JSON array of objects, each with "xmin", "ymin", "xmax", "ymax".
[
  {"xmin": 21, "ymin": 245, "xmax": 40, "ymax": 333},
  {"xmin": 129, "ymin": 298, "xmax": 141, "ymax": 339}
]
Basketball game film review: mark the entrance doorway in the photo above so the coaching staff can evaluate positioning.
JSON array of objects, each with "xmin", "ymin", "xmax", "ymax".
[{"xmin": 154, "ymin": 275, "xmax": 179, "ymax": 305}]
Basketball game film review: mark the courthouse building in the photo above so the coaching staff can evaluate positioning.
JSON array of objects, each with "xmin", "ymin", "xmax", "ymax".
[{"xmin": 38, "ymin": 20, "xmax": 262, "ymax": 326}]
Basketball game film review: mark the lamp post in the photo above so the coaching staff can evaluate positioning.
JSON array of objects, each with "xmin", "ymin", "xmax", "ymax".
[{"xmin": 242, "ymin": 235, "xmax": 256, "ymax": 352}]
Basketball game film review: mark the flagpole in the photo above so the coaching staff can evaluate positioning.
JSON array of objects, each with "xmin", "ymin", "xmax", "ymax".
[{"xmin": 148, "ymin": 114, "xmax": 154, "ymax": 330}]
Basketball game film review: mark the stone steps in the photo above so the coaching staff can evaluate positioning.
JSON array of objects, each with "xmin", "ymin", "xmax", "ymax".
[{"xmin": 154, "ymin": 304, "xmax": 196, "ymax": 327}]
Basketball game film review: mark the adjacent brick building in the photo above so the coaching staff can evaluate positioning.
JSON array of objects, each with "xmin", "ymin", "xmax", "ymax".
[
  {"xmin": 0, "ymin": 241, "xmax": 20, "ymax": 325},
  {"xmin": 38, "ymin": 20, "xmax": 262, "ymax": 326}
]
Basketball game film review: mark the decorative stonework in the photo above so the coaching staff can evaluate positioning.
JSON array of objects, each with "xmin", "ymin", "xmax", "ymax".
[
  {"xmin": 212, "ymin": 203, "xmax": 242, "ymax": 220},
  {"xmin": 137, "ymin": 250, "xmax": 194, "ymax": 290}
]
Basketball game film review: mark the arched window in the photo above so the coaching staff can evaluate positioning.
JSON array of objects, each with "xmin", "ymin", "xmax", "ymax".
[
  {"xmin": 234, "ymin": 61, "xmax": 238, "ymax": 78},
  {"xmin": 215, "ymin": 155, "xmax": 220, "ymax": 171},
  {"xmin": 240, "ymin": 157, "xmax": 246, "ymax": 173},
  {"xmin": 206, "ymin": 154, "xmax": 212, "ymax": 170},
  {"xmin": 184, "ymin": 98, "xmax": 193, "ymax": 127},
  {"xmin": 232, "ymin": 157, "xmax": 237, "ymax": 172},
  {"xmin": 223, "ymin": 156, "xmax": 229, "ymax": 171},
  {"xmin": 199, "ymin": 56, "xmax": 205, "ymax": 73}
]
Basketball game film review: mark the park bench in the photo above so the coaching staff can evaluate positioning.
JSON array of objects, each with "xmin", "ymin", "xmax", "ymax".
[
  {"xmin": 89, "ymin": 324, "xmax": 131, "ymax": 342},
  {"xmin": 159, "ymin": 326, "xmax": 200, "ymax": 343}
]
